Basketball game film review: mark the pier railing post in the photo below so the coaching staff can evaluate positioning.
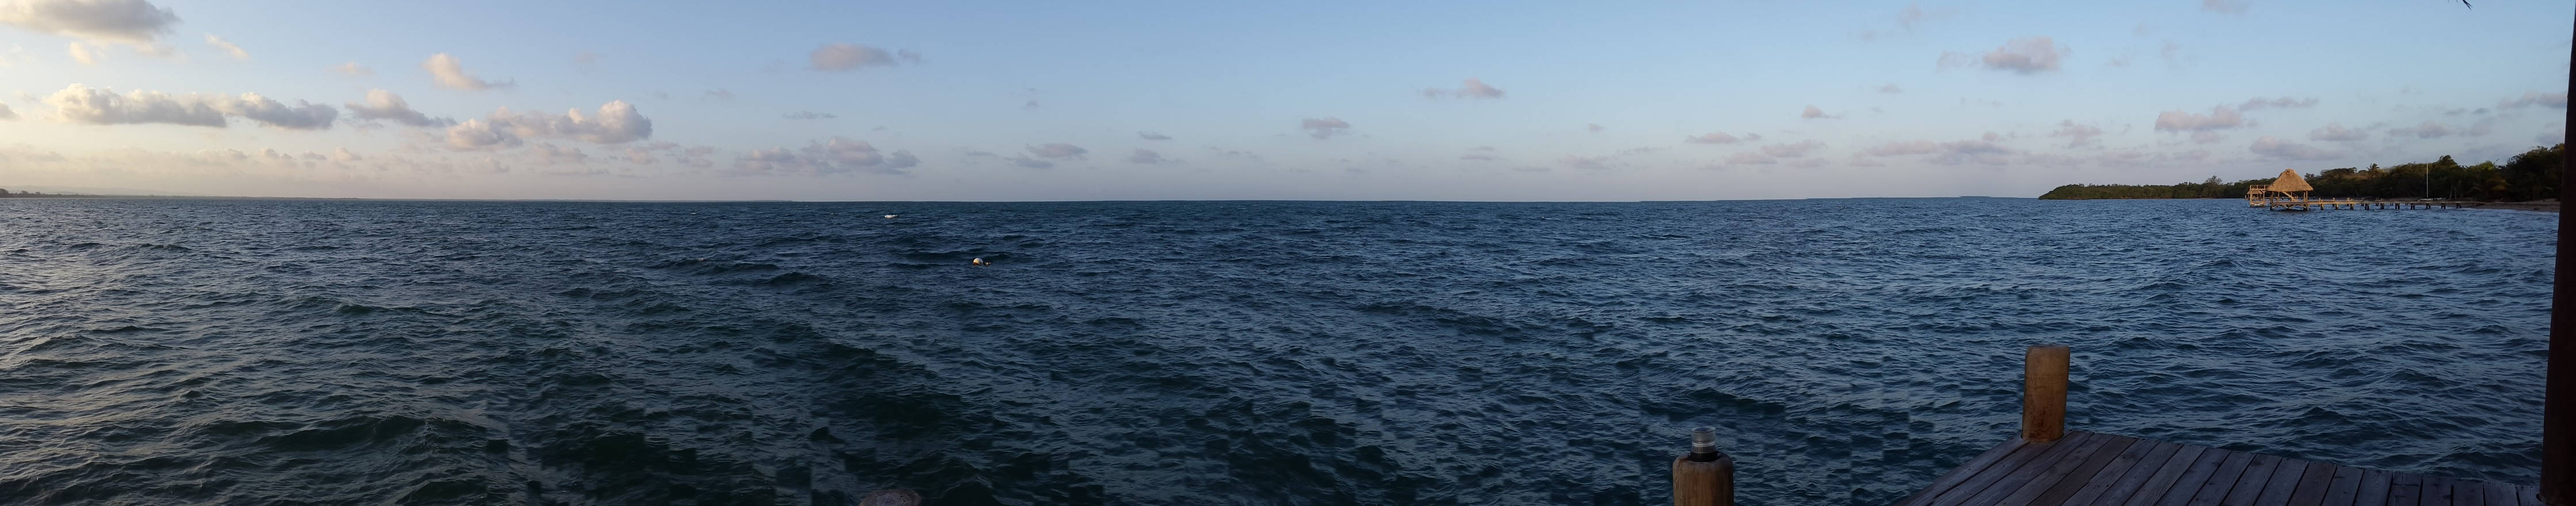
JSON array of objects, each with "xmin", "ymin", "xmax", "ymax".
[
  {"xmin": 2022, "ymin": 344, "xmax": 2070, "ymax": 442},
  {"xmin": 1672, "ymin": 427, "xmax": 1735, "ymax": 506}
]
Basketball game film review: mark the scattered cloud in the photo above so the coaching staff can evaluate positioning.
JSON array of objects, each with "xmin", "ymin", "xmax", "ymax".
[
  {"xmin": 1586, "ymin": 123, "xmax": 1604, "ymax": 133},
  {"xmin": 1685, "ymin": 132, "xmax": 1744, "ymax": 144},
  {"xmin": 1863, "ymin": 133, "xmax": 2013, "ymax": 164},
  {"xmin": 1007, "ymin": 156, "xmax": 1053, "ymax": 169},
  {"xmin": 202, "ymin": 33, "xmax": 244, "ymax": 59},
  {"xmin": 1942, "ymin": 36, "xmax": 2065, "ymax": 74},
  {"xmin": 2050, "ymin": 120, "xmax": 2103, "ymax": 147},
  {"xmin": 1459, "ymin": 153, "xmax": 1497, "ymax": 161},
  {"xmin": 2388, "ymin": 120, "xmax": 2457, "ymax": 139},
  {"xmin": 2308, "ymin": 123, "xmax": 2367, "ymax": 142},
  {"xmin": 328, "ymin": 147, "xmax": 360, "ymax": 163},
  {"xmin": 2501, "ymin": 91, "xmax": 2568, "ymax": 109},
  {"xmin": 1300, "ymin": 117, "xmax": 1351, "ymax": 139},
  {"xmin": 1801, "ymin": 105, "xmax": 1839, "ymax": 119},
  {"xmin": 1724, "ymin": 152, "xmax": 1778, "ymax": 166},
  {"xmin": 0, "ymin": 102, "xmax": 13, "ymax": 120},
  {"xmin": 345, "ymin": 89, "xmax": 452, "ymax": 127},
  {"xmin": 2237, "ymin": 96, "xmax": 2315, "ymax": 110},
  {"xmin": 1877, "ymin": 83, "xmax": 1903, "ymax": 93},
  {"xmin": 2202, "ymin": 0, "xmax": 2249, "ymax": 14},
  {"xmin": 2153, "ymin": 106, "xmax": 2244, "ymax": 132},
  {"xmin": 423, "ymin": 54, "xmax": 513, "ymax": 91},
  {"xmin": 529, "ymin": 143, "xmax": 588, "ymax": 165},
  {"xmin": 781, "ymin": 111, "xmax": 835, "ymax": 120},
  {"xmin": 1421, "ymin": 78, "xmax": 1505, "ymax": 99},
  {"xmin": 2249, "ymin": 136, "xmax": 2336, "ymax": 160},
  {"xmin": 1557, "ymin": 155, "xmax": 1612, "ymax": 170},
  {"xmin": 2191, "ymin": 131, "xmax": 2225, "ymax": 144},
  {"xmin": 1859, "ymin": 2, "xmax": 1955, "ymax": 40},
  {"xmin": 1127, "ymin": 149, "xmax": 1166, "ymax": 164},
  {"xmin": 1026, "ymin": 143, "xmax": 1087, "ymax": 159},
  {"xmin": 66, "ymin": 41, "xmax": 93, "ymax": 65},
  {"xmin": 444, "ymin": 100, "xmax": 653, "ymax": 150},
  {"xmin": 1758, "ymin": 140, "xmax": 1826, "ymax": 158},
  {"xmin": 732, "ymin": 137, "xmax": 916, "ymax": 175},
  {"xmin": 45, "ymin": 84, "xmax": 337, "ymax": 130},
  {"xmin": 0, "ymin": 0, "xmax": 178, "ymax": 43},
  {"xmin": 1137, "ymin": 131, "xmax": 1171, "ymax": 140},
  {"xmin": 810, "ymin": 43, "xmax": 919, "ymax": 71},
  {"xmin": 330, "ymin": 62, "xmax": 372, "ymax": 77},
  {"xmin": 701, "ymin": 89, "xmax": 735, "ymax": 101}
]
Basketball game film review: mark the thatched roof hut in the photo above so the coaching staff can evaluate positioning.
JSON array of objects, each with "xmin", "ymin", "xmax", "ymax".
[{"xmin": 2267, "ymin": 168, "xmax": 2313, "ymax": 193}]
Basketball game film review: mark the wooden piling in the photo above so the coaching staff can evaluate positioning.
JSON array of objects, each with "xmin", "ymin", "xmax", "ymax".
[
  {"xmin": 1673, "ymin": 427, "xmax": 1736, "ymax": 506},
  {"xmin": 2023, "ymin": 344, "xmax": 2070, "ymax": 443}
]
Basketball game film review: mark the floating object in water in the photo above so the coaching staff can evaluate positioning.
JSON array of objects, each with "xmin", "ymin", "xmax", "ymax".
[
  {"xmin": 884, "ymin": 215, "xmax": 897, "ymax": 219},
  {"xmin": 971, "ymin": 257, "xmax": 989, "ymax": 266}
]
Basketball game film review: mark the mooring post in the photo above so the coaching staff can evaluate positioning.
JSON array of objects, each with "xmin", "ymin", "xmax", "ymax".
[
  {"xmin": 2022, "ymin": 344, "xmax": 2070, "ymax": 442},
  {"xmin": 1672, "ymin": 427, "xmax": 1735, "ymax": 506}
]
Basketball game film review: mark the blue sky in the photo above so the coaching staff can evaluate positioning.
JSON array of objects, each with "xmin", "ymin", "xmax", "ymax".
[{"xmin": 0, "ymin": 0, "xmax": 2566, "ymax": 200}]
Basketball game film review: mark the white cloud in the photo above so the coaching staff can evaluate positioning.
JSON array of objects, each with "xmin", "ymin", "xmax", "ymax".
[
  {"xmin": 2203, "ymin": 0, "xmax": 2249, "ymax": 14},
  {"xmin": 1759, "ymin": 140, "xmax": 1825, "ymax": 158},
  {"xmin": 2237, "ymin": 96, "xmax": 2315, "ymax": 110},
  {"xmin": 423, "ymin": 53, "xmax": 512, "ymax": 91},
  {"xmin": 1943, "ymin": 36, "xmax": 2065, "ymax": 74},
  {"xmin": 2153, "ymin": 106, "xmax": 2244, "ymax": 132},
  {"xmin": 1877, "ymin": 83, "xmax": 1903, "ymax": 93},
  {"xmin": 2050, "ymin": 120, "xmax": 2103, "ymax": 147},
  {"xmin": 2501, "ymin": 91, "xmax": 2568, "ymax": 109},
  {"xmin": 1026, "ymin": 143, "xmax": 1087, "ymax": 159},
  {"xmin": 810, "ymin": 43, "xmax": 918, "ymax": 71},
  {"xmin": 330, "ymin": 62, "xmax": 372, "ymax": 77},
  {"xmin": 1801, "ymin": 105, "xmax": 1839, "ymax": 119},
  {"xmin": 444, "ymin": 100, "xmax": 652, "ymax": 149},
  {"xmin": 0, "ymin": 0, "xmax": 178, "ymax": 43},
  {"xmin": 1128, "ymin": 149, "xmax": 1166, "ymax": 164},
  {"xmin": 529, "ymin": 143, "xmax": 588, "ymax": 165},
  {"xmin": 44, "ymin": 84, "xmax": 335, "ymax": 129},
  {"xmin": 1586, "ymin": 123, "xmax": 1604, "ymax": 133},
  {"xmin": 1685, "ymin": 132, "xmax": 1742, "ymax": 144},
  {"xmin": 781, "ymin": 111, "xmax": 835, "ymax": 120},
  {"xmin": 1422, "ymin": 78, "xmax": 1505, "ymax": 99},
  {"xmin": 1300, "ymin": 117, "xmax": 1351, "ymax": 139},
  {"xmin": 2190, "ymin": 131, "xmax": 2225, "ymax": 144},
  {"xmin": 328, "ymin": 147, "xmax": 360, "ymax": 163},
  {"xmin": 1138, "ymin": 131, "xmax": 1171, "ymax": 140},
  {"xmin": 202, "ymin": 33, "xmax": 244, "ymax": 59},
  {"xmin": 1863, "ymin": 133, "xmax": 2013, "ymax": 164},
  {"xmin": 1558, "ymin": 155, "xmax": 1612, "ymax": 170},
  {"xmin": 0, "ymin": 102, "xmax": 13, "ymax": 120},
  {"xmin": 345, "ymin": 89, "xmax": 450, "ymax": 127},
  {"xmin": 1723, "ymin": 152, "xmax": 1777, "ymax": 166},
  {"xmin": 732, "ymin": 137, "xmax": 916, "ymax": 175},
  {"xmin": 2249, "ymin": 136, "xmax": 2335, "ymax": 160},
  {"xmin": 2308, "ymin": 123, "xmax": 2367, "ymax": 142},
  {"xmin": 65, "ymin": 41, "xmax": 93, "ymax": 65},
  {"xmin": 2388, "ymin": 120, "xmax": 2457, "ymax": 139}
]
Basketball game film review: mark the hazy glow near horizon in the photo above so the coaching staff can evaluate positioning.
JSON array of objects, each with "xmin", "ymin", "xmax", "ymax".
[{"xmin": 0, "ymin": 0, "xmax": 2567, "ymax": 201}]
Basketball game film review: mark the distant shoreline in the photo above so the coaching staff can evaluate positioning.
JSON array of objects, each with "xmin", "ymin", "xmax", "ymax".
[{"xmin": 2041, "ymin": 196, "xmax": 2560, "ymax": 212}]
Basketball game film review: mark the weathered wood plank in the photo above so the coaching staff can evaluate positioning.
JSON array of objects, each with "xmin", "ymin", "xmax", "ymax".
[
  {"xmin": 2388, "ymin": 473, "xmax": 2424, "ymax": 506},
  {"xmin": 2457, "ymin": 477, "xmax": 2487, "ymax": 506},
  {"xmin": 2216, "ymin": 454, "xmax": 2285, "ymax": 506},
  {"xmin": 2064, "ymin": 439, "xmax": 2183, "ymax": 506},
  {"xmin": 2175, "ymin": 450, "xmax": 2257, "ymax": 506},
  {"xmin": 2478, "ymin": 481, "xmax": 2518, "ymax": 506},
  {"xmin": 2278, "ymin": 461, "xmax": 2339, "ymax": 506},
  {"xmin": 1892, "ymin": 436, "xmax": 2031, "ymax": 506},
  {"xmin": 2116, "ymin": 444, "xmax": 2215, "ymax": 506},
  {"xmin": 1955, "ymin": 432, "xmax": 2115, "ymax": 506},
  {"xmin": 2132, "ymin": 446, "xmax": 2232, "ymax": 506},
  {"xmin": 1928, "ymin": 433, "xmax": 2088, "ymax": 506},
  {"xmin": 2352, "ymin": 470, "xmax": 2391, "ymax": 506},
  {"xmin": 2421, "ymin": 475, "xmax": 2453, "ymax": 506},
  {"xmin": 2514, "ymin": 485, "xmax": 2540, "ymax": 506},
  {"xmin": 2317, "ymin": 466, "xmax": 2367, "ymax": 506},
  {"xmin": 2252, "ymin": 459, "xmax": 2323, "ymax": 506},
  {"xmin": 2009, "ymin": 433, "xmax": 2139, "ymax": 506}
]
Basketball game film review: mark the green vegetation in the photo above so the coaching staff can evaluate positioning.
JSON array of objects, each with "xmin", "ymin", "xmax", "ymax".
[{"xmin": 2039, "ymin": 143, "xmax": 2565, "ymax": 201}]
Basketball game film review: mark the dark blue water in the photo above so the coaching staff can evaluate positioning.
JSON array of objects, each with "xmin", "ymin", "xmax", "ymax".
[{"xmin": 0, "ymin": 197, "xmax": 2551, "ymax": 505}]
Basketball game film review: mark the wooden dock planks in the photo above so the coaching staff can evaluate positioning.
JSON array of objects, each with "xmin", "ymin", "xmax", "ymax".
[{"xmin": 1894, "ymin": 431, "xmax": 2531, "ymax": 506}]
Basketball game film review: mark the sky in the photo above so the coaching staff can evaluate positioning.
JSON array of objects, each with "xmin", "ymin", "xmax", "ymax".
[{"xmin": 0, "ymin": 0, "xmax": 2567, "ymax": 201}]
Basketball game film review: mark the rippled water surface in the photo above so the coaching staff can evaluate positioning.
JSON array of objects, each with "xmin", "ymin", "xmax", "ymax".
[{"xmin": 0, "ymin": 197, "xmax": 2552, "ymax": 505}]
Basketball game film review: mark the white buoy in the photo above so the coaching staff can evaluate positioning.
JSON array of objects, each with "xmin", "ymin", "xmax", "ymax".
[
  {"xmin": 884, "ymin": 214, "xmax": 897, "ymax": 219},
  {"xmin": 971, "ymin": 257, "xmax": 989, "ymax": 266}
]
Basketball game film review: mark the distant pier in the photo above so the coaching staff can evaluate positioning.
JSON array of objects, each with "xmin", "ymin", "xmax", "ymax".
[{"xmin": 2245, "ymin": 171, "xmax": 2484, "ymax": 211}]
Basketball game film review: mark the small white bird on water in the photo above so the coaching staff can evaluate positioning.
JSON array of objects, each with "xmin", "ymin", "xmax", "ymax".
[
  {"xmin": 884, "ymin": 214, "xmax": 897, "ymax": 219},
  {"xmin": 971, "ymin": 257, "xmax": 989, "ymax": 266}
]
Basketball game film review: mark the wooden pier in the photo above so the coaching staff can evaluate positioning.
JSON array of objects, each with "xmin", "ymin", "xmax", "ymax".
[
  {"xmin": 1667, "ymin": 344, "xmax": 2545, "ymax": 506},
  {"xmin": 2243, "ymin": 169, "xmax": 2483, "ymax": 211}
]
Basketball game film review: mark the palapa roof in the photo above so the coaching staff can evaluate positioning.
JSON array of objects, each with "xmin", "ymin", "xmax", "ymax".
[{"xmin": 2267, "ymin": 168, "xmax": 2313, "ymax": 192}]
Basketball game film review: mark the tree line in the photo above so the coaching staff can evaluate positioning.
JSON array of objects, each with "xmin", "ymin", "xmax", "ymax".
[{"xmin": 2038, "ymin": 143, "xmax": 2564, "ymax": 201}]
